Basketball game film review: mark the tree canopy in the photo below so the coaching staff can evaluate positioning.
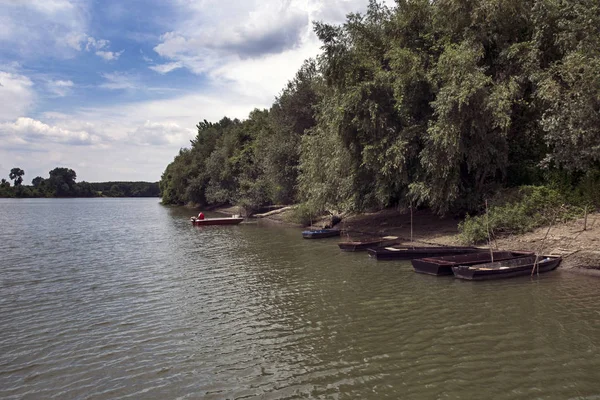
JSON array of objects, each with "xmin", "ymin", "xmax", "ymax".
[
  {"xmin": 160, "ymin": 0, "xmax": 600, "ymax": 215},
  {"xmin": 0, "ymin": 167, "xmax": 160, "ymax": 198}
]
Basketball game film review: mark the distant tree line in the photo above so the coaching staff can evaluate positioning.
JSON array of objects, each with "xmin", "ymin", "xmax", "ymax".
[
  {"xmin": 160, "ymin": 0, "xmax": 600, "ymax": 216},
  {"xmin": 0, "ymin": 167, "xmax": 159, "ymax": 198}
]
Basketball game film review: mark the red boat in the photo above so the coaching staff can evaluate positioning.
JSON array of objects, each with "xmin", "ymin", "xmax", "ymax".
[{"xmin": 190, "ymin": 216, "xmax": 244, "ymax": 226}]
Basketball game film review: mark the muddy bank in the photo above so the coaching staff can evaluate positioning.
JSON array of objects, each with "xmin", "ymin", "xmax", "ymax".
[{"xmin": 243, "ymin": 206, "xmax": 600, "ymax": 273}]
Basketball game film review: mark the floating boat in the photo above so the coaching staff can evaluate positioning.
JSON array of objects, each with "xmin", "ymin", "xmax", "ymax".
[
  {"xmin": 452, "ymin": 255, "xmax": 562, "ymax": 280},
  {"xmin": 368, "ymin": 246, "xmax": 482, "ymax": 260},
  {"xmin": 412, "ymin": 250, "xmax": 534, "ymax": 276},
  {"xmin": 190, "ymin": 216, "xmax": 244, "ymax": 226},
  {"xmin": 302, "ymin": 229, "xmax": 341, "ymax": 239},
  {"xmin": 338, "ymin": 236, "xmax": 399, "ymax": 252}
]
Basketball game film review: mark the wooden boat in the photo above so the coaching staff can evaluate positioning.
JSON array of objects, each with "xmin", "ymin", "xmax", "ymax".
[
  {"xmin": 302, "ymin": 229, "xmax": 341, "ymax": 239},
  {"xmin": 338, "ymin": 236, "xmax": 399, "ymax": 252},
  {"xmin": 367, "ymin": 246, "xmax": 483, "ymax": 260},
  {"xmin": 451, "ymin": 255, "xmax": 562, "ymax": 280},
  {"xmin": 412, "ymin": 250, "xmax": 534, "ymax": 276},
  {"xmin": 190, "ymin": 216, "xmax": 244, "ymax": 226}
]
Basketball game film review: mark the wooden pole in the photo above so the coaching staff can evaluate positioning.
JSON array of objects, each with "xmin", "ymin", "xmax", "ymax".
[
  {"xmin": 532, "ymin": 208, "xmax": 559, "ymax": 277},
  {"xmin": 410, "ymin": 202, "xmax": 414, "ymax": 244},
  {"xmin": 485, "ymin": 200, "xmax": 494, "ymax": 262},
  {"xmin": 584, "ymin": 206, "xmax": 588, "ymax": 231}
]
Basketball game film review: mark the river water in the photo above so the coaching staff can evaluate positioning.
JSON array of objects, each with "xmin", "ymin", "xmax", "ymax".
[{"xmin": 0, "ymin": 198, "xmax": 598, "ymax": 399}]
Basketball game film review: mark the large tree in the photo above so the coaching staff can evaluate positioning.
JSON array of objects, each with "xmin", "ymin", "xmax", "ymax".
[
  {"xmin": 48, "ymin": 167, "xmax": 77, "ymax": 197},
  {"xmin": 9, "ymin": 168, "xmax": 24, "ymax": 186}
]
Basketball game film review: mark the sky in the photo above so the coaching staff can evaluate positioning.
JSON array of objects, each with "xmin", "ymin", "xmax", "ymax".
[{"xmin": 0, "ymin": 0, "xmax": 393, "ymax": 183}]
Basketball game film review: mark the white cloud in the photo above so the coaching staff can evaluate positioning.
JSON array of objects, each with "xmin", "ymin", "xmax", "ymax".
[
  {"xmin": 0, "ymin": 117, "xmax": 99, "ymax": 146},
  {"xmin": 95, "ymin": 50, "xmax": 124, "ymax": 61},
  {"xmin": 24, "ymin": 0, "xmax": 77, "ymax": 14},
  {"xmin": 153, "ymin": 1, "xmax": 309, "ymax": 75},
  {"xmin": 47, "ymin": 79, "xmax": 74, "ymax": 97},
  {"xmin": 129, "ymin": 121, "xmax": 194, "ymax": 145},
  {"xmin": 65, "ymin": 33, "xmax": 123, "ymax": 61},
  {"xmin": 85, "ymin": 37, "xmax": 109, "ymax": 51},
  {"xmin": 0, "ymin": 71, "xmax": 35, "ymax": 121},
  {"xmin": 0, "ymin": 0, "xmax": 89, "ymax": 57},
  {"xmin": 99, "ymin": 72, "xmax": 138, "ymax": 90},
  {"xmin": 0, "ymin": 0, "xmax": 399, "ymax": 182},
  {"xmin": 149, "ymin": 62, "xmax": 183, "ymax": 74},
  {"xmin": 149, "ymin": 0, "xmax": 397, "ymax": 110}
]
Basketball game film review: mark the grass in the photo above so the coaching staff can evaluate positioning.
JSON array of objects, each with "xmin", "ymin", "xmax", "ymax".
[{"xmin": 459, "ymin": 185, "xmax": 587, "ymax": 244}]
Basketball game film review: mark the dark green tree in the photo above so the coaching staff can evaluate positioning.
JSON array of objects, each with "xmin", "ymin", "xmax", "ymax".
[
  {"xmin": 48, "ymin": 167, "xmax": 77, "ymax": 197},
  {"xmin": 31, "ymin": 176, "xmax": 44, "ymax": 187},
  {"xmin": 9, "ymin": 168, "xmax": 24, "ymax": 186}
]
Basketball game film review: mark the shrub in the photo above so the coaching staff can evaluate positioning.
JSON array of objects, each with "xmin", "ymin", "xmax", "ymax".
[
  {"xmin": 285, "ymin": 203, "xmax": 320, "ymax": 226},
  {"xmin": 459, "ymin": 186, "xmax": 585, "ymax": 244}
]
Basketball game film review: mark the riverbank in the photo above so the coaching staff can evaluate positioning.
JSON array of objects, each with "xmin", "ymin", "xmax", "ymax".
[
  {"xmin": 342, "ymin": 209, "xmax": 600, "ymax": 273},
  {"xmin": 214, "ymin": 205, "xmax": 600, "ymax": 273}
]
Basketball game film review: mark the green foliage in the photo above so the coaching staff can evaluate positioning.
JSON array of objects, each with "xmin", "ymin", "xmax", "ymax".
[
  {"xmin": 9, "ymin": 168, "xmax": 24, "ymax": 186},
  {"xmin": 159, "ymin": 0, "xmax": 600, "ymax": 220},
  {"xmin": 0, "ymin": 167, "xmax": 159, "ymax": 198},
  {"xmin": 284, "ymin": 203, "xmax": 319, "ymax": 226},
  {"xmin": 459, "ymin": 186, "xmax": 585, "ymax": 244}
]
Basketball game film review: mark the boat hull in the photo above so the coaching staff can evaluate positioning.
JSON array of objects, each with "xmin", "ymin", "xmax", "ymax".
[
  {"xmin": 412, "ymin": 251, "xmax": 534, "ymax": 276},
  {"xmin": 338, "ymin": 237, "xmax": 399, "ymax": 252},
  {"xmin": 302, "ymin": 229, "xmax": 340, "ymax": 239},
  {"xmin": 452, "ymin": 256, "xmax": 562, "ymax": 280},
  {"xmin": 191, "ymin": 217, "xmax": 244, "ymax": 226},
  {"xmin": 368, "ymin": 246, "xmax": 482, "ymax": 261}
]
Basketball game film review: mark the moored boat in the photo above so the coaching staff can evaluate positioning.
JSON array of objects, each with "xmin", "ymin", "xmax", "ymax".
[
  {"xmin": 302, "ymin": 229, "xmax": 341, "ymax": 239},
  {"xmin": 412, "ymin": 250, "xmax": 534, "ymax": 276},
  {"xmin": 368, "ymin": 246, "xmax": 482, "ymax": 260},
  {"xmin": 338, "ymin": 236, "xmax": 399, "ymax": 252},
  {"xmin": 451, "ymin": 255, "xmax": 562, "ymax": 280},
  {"xmin": 190, "ymin": 216, "xmax": 244, "ymax": 226}
]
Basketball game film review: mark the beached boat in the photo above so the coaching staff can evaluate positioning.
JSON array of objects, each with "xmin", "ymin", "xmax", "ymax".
[
  {"xmin": 412, "ymin": 250, "xmax": 534, "ymax": 276},
  {"xmin": 190, "ymin": 216, "xmax": 244, "ymax": 226},
  {"xmin": 451, "ymin": 255, "xmax": 562, "ymax": 280},
  {"xmin": 368, "ymin": 246, "xmax": 483, "ymax": 260},
  {"xmin": 338, "ymin": 236, "xmax": 399, "ymax": 252},
  {"xmin": 302, "ymin": 229, "xmax": 341, "ymax": 239}
]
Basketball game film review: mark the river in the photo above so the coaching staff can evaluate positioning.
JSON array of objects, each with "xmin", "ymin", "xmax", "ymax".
[{"xmin": 0, "ymin": 198, "xmax": 598, "ymax": 399}]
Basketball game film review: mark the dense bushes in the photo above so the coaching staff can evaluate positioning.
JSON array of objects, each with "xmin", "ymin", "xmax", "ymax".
[{"xmin": 459, "ymin": 185, "xmax": 589, "ymax": 244}]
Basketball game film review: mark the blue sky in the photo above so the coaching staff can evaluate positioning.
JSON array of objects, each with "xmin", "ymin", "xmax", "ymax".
[{"xmin": 0, "ymin": 0, "xmax": 390, "ymax": 182}]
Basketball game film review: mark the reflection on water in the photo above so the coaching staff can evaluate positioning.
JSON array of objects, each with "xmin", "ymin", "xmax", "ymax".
[{"xmin": 0, "ymin": 198, "xmax": 599, "ymax": 399}]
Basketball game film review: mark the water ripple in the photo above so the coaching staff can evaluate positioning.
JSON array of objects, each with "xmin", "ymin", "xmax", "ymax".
[{"xmin": 0, "ymin": 199, "xmax": 599, "ymax": 399}]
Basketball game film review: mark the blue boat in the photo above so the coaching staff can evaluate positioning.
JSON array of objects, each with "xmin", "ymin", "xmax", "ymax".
[{"xmin": 302, "ymin": 229, "xmax": 341, "ymax": 239}]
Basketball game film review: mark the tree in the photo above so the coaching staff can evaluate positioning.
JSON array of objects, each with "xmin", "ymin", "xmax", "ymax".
[
  {"xmin": 32, "ymin": 176, "xmax": 44, "ymax": 187},
  {"xmin": 9, "ymin": 168, "xmax": 24, "ymax": 186},
  {"xmin": 48, "ymin": 167, "xmax": 77, "ymax": 196}
]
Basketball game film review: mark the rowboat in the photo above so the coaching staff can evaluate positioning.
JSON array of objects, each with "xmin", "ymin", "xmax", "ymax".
[
  {"xmin": 338, "ymin": 236, "xmax": 399, "ymax": 252},
  {"xmin": 452, "ymin": 255, "xmax": 562, "ymax": 280},
  {"xmin": 302, "ymin": 229, "xmax": 341, "ymax": 239},
  {"xmin": 190, "ymin": 216, "xmax": 244, "ymax": 226},
  {"xmin": 411, "ymin": 250, "xmax": 534, "ymax": 276},
  {"xmin": 367, "ymin": 246, "xmax": 482, "ymax": 260}
]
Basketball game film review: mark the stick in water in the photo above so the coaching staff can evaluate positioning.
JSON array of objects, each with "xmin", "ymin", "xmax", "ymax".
[
  {"xmin": 485, "ymin": 200, "xmax": 494, "ymax": 263},
  {"xmin": 532, "ymin": 207, "xmax": 560, "ymax": 277}
]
